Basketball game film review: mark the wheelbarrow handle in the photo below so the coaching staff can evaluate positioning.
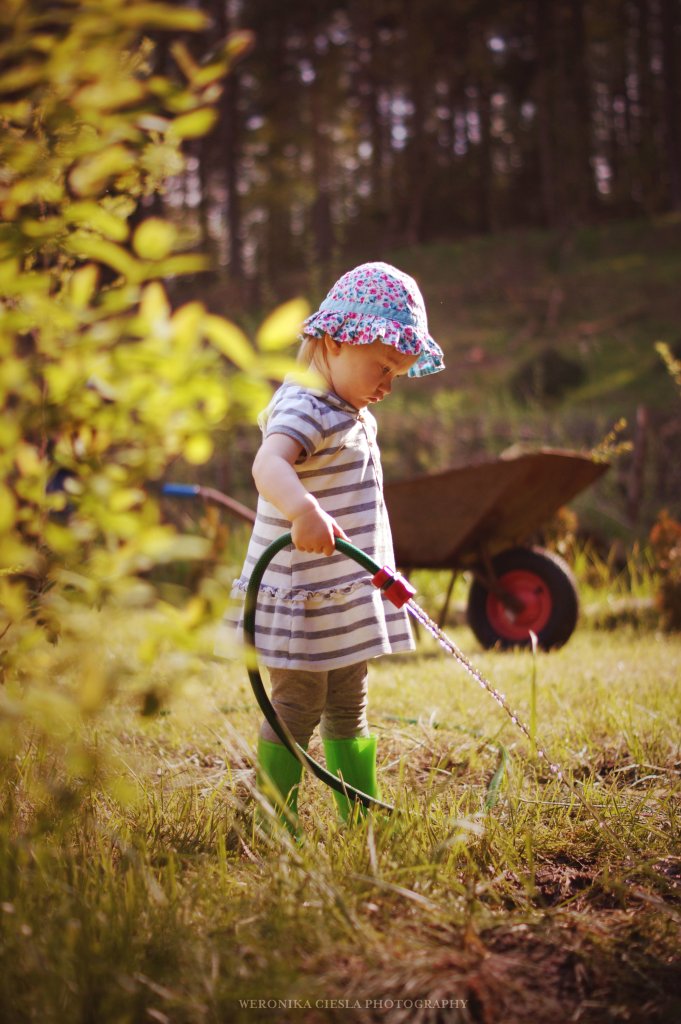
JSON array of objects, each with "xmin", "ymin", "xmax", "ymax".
[
  {"xmin": 162, "ymin": 483, "xmax": 200, "ymax": 497},
  {"xmin": 161, "ymin": 482, "xmax": 256, "ymax": 524}
]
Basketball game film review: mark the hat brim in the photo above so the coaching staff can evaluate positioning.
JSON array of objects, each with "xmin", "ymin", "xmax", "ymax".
[{"xmin": 300, "ymin": 310, "xmax": 445, "ymax": 378}]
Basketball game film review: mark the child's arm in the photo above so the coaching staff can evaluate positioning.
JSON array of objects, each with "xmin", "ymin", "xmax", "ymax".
[{"xmin": 252, "ymin": 433, "xmax": 349, "ymax": 556}]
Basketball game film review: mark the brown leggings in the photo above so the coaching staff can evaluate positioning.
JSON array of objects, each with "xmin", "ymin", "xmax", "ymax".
[{"xmin": 259, "ymin": 661, "xmax": 369, "ymax": 747}]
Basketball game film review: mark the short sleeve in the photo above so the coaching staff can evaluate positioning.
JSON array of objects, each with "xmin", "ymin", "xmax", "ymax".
[{"xmin": 261, "ymin": 388, "xmax": 326, "ymax": 457}]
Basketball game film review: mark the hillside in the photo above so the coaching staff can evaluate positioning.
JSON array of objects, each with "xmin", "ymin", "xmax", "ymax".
[
  {"xmin": 199, "ymin": 217, "xmax": 681, "ymax": 543},
  {"xmin": 374, "ymin": 216, "xmax": 681, "ymax": 539}
]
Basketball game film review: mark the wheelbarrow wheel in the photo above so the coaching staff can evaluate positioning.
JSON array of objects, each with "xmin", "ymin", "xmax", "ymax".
[{"xmin": 466, "ymin": 546, "xmax": 578, "ymax": 651}]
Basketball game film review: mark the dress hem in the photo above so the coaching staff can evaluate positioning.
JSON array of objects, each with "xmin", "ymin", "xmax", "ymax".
[{"xmin": 231, "ymin": 576, "xmax": 369, "ymax": 604}]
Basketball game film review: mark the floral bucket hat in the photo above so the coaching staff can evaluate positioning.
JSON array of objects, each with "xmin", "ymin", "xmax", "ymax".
[{"xmin": 300, "ymin": 261, "xmax": 445, "ymax": 377}]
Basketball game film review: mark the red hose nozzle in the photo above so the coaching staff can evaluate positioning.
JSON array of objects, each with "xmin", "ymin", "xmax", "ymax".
[{"xmin": 372, "ymin": 566, "xmax": 416, "ymax": 608}]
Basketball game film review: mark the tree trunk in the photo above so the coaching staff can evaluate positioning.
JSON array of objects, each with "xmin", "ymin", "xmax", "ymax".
[
  {"xmin": 213, "ymin": 0, "xmax": 244, "ymax": 277},
  {"xmin": 627, "ymin": 404, "xmax": 649, "ymax": 525},
  {"xmin": 633, "ymin": 0, "xmax": 659, "ymax": 209},
  {"xmin": 405, "ymin": 72, "xmax": 429, "ymax": 243},
  {"xmin": 223, "ymin": 75, "xmax": 244, "ymax": 277},
  {"xmin": 475, "ymin": 84, "xmax": 494, "ymax": 234},
  {"xmin": 310, "ymin": 80, "xmax": 334, "ymax": 264},
  {"xmin": 567, "ymin": 0, "xmax": 594, "ymax": 219},
  {"xmin": 659, "ymin": 0, "xmax": 681, "ymax": 209},
  {"xmin": 534, "ymin": 0, "xmax": 558, "ymax": 227},
  {"xmin": 366, "ymin": 9, "xmax": 387, "ymax": 217}
]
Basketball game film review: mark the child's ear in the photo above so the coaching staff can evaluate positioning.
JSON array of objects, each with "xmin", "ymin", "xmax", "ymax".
[{"xmin": 322, "ymin": 333, "xmax": 341, "ymax": 357}]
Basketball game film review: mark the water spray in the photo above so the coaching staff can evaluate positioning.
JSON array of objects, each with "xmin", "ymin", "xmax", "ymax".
[{"xmin": 245, "ymin": 534, "xmax": 630, "ymax": 850}]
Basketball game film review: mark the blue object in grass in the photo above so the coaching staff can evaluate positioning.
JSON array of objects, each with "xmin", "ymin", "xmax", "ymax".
[{"xmin": 162, "ymin": 483, "xmax": 200, "ymax": 497}]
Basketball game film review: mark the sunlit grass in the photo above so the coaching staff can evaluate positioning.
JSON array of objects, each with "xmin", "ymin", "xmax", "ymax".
[{"xmin": 1, "ymin": 591, "xmax": 679, "ymax": 1021}]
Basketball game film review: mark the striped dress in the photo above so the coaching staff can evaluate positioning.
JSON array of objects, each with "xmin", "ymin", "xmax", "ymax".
[{"xmin": 227, "ymin": 382, "xmax": 415, "ymax": 671}]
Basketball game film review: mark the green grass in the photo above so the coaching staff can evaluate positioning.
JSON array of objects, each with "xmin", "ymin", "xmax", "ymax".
[
  {"xmin": 200, "ymin": 215, "xmax": 681, "ymax": 538},
  {"xmin": 389, "ymin": 217, "xmax": 681, "ymax": 408},
  {"xmin": 1, "ymin": 589, "xmax": 680, "ymax": 1023},
  {"xmin": 379, "ymin": 217, "xmax": 681, "ymax": 538}
]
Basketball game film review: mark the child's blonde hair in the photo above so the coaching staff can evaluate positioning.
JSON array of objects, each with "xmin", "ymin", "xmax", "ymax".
[
  {"xmin": 297, "ymin": 334, "xmax": 317, "ymax": 368},
  {"xmin": 298, "ymin": 333, "xmax": 333, "ymax": 374}
]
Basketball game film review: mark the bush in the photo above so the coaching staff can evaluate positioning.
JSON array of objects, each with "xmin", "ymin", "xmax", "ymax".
[
  {"xmin": 0, "ymin": 1, "xmax": 306, "ymax": 816},
  {"xmin": 510, "ymin": 346, "xmax": 586, "ymax": 405},
  {"xmin": 650, "ymin": 510, "xmax": 681, "ymax": 631}
]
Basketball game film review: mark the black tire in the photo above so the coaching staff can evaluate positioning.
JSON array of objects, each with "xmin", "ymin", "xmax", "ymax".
[{"xmin": 466, "ymin": 546, "xmax": 579, "ymax": 651}]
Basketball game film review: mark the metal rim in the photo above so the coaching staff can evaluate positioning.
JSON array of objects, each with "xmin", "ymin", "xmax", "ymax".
[{"xmin": 485, "ymin": 569, "xmax": 553, "ymax": 641}]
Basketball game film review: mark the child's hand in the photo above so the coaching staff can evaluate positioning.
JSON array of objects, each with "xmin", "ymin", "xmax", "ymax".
[{"xmin": 291, "ymin": 501, "xmax": 349, "ymax": 556}]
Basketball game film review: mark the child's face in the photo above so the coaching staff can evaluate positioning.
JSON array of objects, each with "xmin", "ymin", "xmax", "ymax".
[{"xmin": 320, "ymin": 336, "xmax": 418, "ymax": 409}]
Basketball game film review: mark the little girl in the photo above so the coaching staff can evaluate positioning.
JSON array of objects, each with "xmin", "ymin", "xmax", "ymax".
[{"xmin": 231, "ymin": 262, "xmax": 444, "ymax": 827}]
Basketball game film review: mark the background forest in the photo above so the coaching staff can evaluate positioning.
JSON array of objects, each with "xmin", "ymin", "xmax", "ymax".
[
  {"xmin": 148, "ymin": 0, "xmax": 681, "ymax": 538},
  {"xmin": 165, "ymin": 0, "xmax": 681, "ymax": 281}
]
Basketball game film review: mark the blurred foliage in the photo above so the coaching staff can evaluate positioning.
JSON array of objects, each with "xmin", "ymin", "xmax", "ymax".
[
  {"xmin": 650, "ymin": 510, "xmax": 681, "ymax": 631},
  {"xmin": 509, "ymin": 346, "xmax": 587, "ymax": 406},
  {"xmin": 589, "ymin": 417, "xmax": 631, "ymax": 462},
  {"xmin": 0, "ymin": 0, "xmax": 308, "ymax": 797},
  {"xmin": 649, "ymin": 345, "xmax": 681, "ymax": 630},
  {"xmin": 655, "ymin": 341, "xmax": 681, "ymax": 397}
]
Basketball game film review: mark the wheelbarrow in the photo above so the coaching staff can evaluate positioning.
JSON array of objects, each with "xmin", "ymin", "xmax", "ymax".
[
  {"xmin": 384, "ymin": 448, "xmax": 608, "ymax": 649},
  {"xmin": 162, "ymin": 447, "xmax": 607, "ymax": 651}
]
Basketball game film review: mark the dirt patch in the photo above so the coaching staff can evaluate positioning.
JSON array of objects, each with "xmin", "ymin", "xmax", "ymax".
[
  {"xmin": 309, "ymin": 912, "xmax": 680, "ymax": 1024},
  {"xmin": 533, "ymin": 855, "xmax": 596, "ymax": 907}
]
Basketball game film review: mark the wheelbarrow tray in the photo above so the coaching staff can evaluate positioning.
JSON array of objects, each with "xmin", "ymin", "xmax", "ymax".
[{"xmin": 384, "ymin": 448, "xmax": 608, "ymax": 571}]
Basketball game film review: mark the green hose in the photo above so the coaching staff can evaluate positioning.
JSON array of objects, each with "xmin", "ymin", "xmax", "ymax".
[{"xmin": 244, "ymin": 533, "xmax": 395, "ymax": 813}]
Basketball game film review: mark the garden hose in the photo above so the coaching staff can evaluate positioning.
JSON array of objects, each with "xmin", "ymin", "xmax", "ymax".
[
  {"xmin": 244, "ymin": 532, "xmax": 412, "ymax": 814},
  {"xmin": 164, "ymin": 483, "xmax": 655, "ymax": 865},
  {"xmin": 244, "ymin": 533, "xmax": 641, "ymax": 861}
]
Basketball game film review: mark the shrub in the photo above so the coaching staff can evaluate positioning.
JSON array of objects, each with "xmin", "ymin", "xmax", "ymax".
[
  {"xmin": 650, "ymin": 510, "xmax": 681, "ymax": 631},
  {"xmin": 510, "ymin": 346, "xmax": 586, "ymax": 405},
  {"xmin": 0, "ymin": 1, "xmax": 305, "ymax": 811}
]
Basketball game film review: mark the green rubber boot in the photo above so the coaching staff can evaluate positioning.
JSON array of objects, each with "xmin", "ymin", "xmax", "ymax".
[
  {"xmin": 256, "ymin": 738, "xmax": 303, "ymax": 835},
  {"xmin": 323, "ymin": 735, "xmax": 379, "ymax": 823}
]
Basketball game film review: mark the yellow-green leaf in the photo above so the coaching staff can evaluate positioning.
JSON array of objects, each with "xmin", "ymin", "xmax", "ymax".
[
  {"xmin": 170, "ymin": 535, "xmax": 211, "ymax": 560},
  {"xmin": 0, "ymin": 98, "xmax": 32, "ymax": 125},
  {"xmin": 139, "ymin": 282, "xmax": 171, "ymax": 327},
  {"xmin": 133, "ymin": 218, "xmax": 176, "ymax": 260},
  {"xmin": 172, "ymin": 302, "xmax": 204, "ymax": 347},
  {"xmin": 1, "ymin": 357, "xmax": 27, "ymax": 393},
  {"xmin": 0, "ymin": 63, "xmax": 44, "ymax": 94},
  {"xmin": 14, "ymin": 443, "xmax": 43, "ymax": 478},
  {"xmin": 115, "ymin": 4, "xmax": 209, "ymax": 31},
  {"xmin": 0, "ymin": 486, "xmax": 16, "ymax": 534},
  {"xmin": 184, "ymin": 433, "xmax": 214, "ymax": 465},
  {"xmin": 72, "ymin": 78, "xmax": 146, "ymax": 113},
  {"xmin": 43, "ymin": 522, "xmax": 79, "ymax": 555},
  {"xmin": 152, "ymin": 254, "xmax": 210, "ymax": 278},
  {"xmin": 167, "ymin": 107, "xmax": 218, "ymax": 140},
  {"xmin": 193, "ymin": 61, "xmax": 229, "ymax": 89},
  {"xmin": 109, "ymin": 488, "xmax": 145, "ymax": 513},
  {"xmin": 68, "ymin": 264, "xmax": 99, "ymax": 309},
  {"xmin": 224, "ymin": 30, "xmax": 256, "ymax": 66},
  {"xmin": 169, "ymin": 41, "xmax": 200, "ymax": 81},
  {"xmin": 204, "ymin": 315, "xmax": 255, "ymax": 369},
  {"xmin": 10, "ymin": 177, "xmax": 62, "ymax": 206},
  {"xmin": 68, "ymin": 145, "xmax": 136, "ymax": 197},
  {"xmin": 66, "ymin": 202, "xmax": 129, "ymax": 242},
  {"xmin": 63, "ymin": 233, "xmax": 139, "ymax": 280},
  {"xmin": 0, "ymin": 578, "xmax": 27, "ymax": 622},
  {"xmin": 256, "ymin": 297, "xmax": 310, "ymax": 351},
  {"xmin": 21, "ymin": 216, "xmax": 64, "ymax": 238}
]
